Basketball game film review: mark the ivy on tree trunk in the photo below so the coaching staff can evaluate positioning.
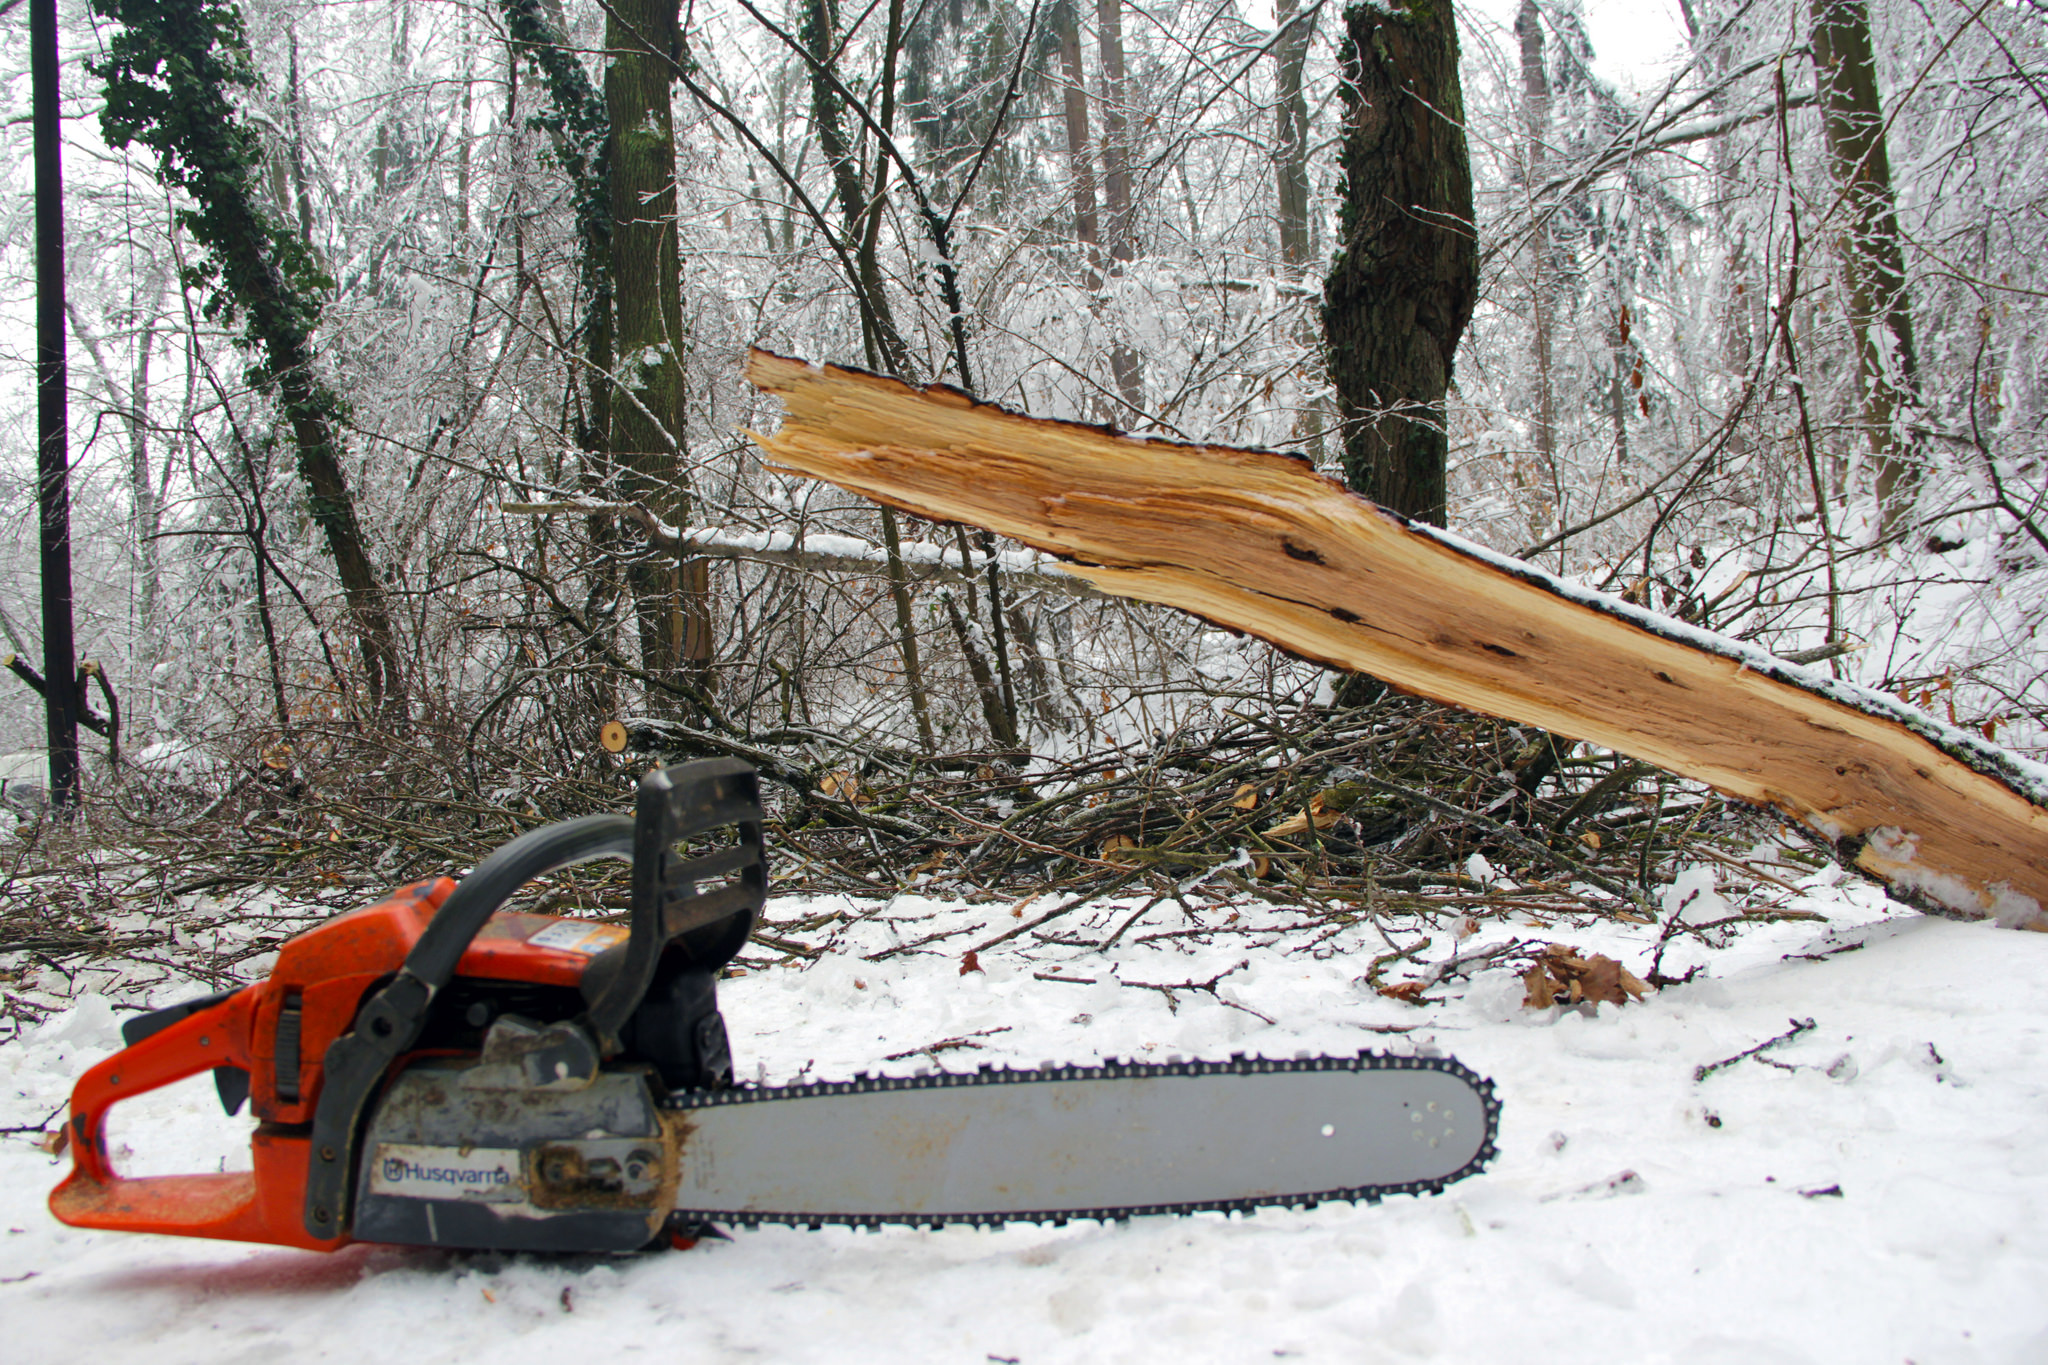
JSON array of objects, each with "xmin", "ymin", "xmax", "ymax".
[{"xmin": 91, "ymin": 0, "xmax": 406, "ymax": 711}]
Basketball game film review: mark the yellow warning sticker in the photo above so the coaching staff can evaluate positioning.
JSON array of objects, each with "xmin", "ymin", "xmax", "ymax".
[{"xmin": 526, "ymin": 920, "xmax": 630, "ymax": 955}]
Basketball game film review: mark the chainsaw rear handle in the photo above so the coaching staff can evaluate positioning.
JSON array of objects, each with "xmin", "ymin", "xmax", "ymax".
[
  {"xmin": 303, "ymin": 759, "xmax": 765, "ymax": 1240},
  {"xmin": 45, "ymin": 986, "xmax": 341, "ymax": 1248},
  {"xmin": 61, "ymin": 988, "xmax": 255, "ymax": 1189}
]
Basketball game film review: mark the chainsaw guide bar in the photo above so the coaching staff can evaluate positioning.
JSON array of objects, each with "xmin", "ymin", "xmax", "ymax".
[
  {"xmin": 662, "ymin": 1052, "xmax": 1500, "ymax": 1229},
  {"xmin": 50, "ymin": 760, "xmax": 1503, "ymax": 1255}
]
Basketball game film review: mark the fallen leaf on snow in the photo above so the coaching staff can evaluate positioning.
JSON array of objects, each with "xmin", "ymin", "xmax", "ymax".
[
  {"xmin": 1378, "ymin": 980, "xmax": 1433, "ymax": 1005},
  {"xmin": 1522, "ymin": 943, "xmax": 1648, "ymax": 1009}
]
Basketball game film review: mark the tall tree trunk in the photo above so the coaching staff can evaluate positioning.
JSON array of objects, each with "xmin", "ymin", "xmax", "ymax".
[
  {"xmin": 1273, "ymin": 0, "xmax": 1326, "ymax": 461},
  {"xmin": 285, "ymin": 23, "xmax": 316, "ymax": 247},
  {"xmin": 499, "ymin": 0, "xmax": 619, "ymax": 674},
  {"xmin": 1274, "ymin": 0, "xmax": 1313, "ymax": 274},
  {"xmin": 1055, "ymin": 0, "xmax": 1103, "ymax": 291},
  {"xmin": 1322, "ymin": 0, "xmax": 1478, "ymax": 526},
  {"xmin": 1514, "ymin": 0, "xmax": 1557, "ymax": 484},
  {"xmin": 1810, "ymin": 0, "xmax": 1922, "ymax": 534},
  {"xmin": 129, "ymin": 318, "xmax": 160, "ymax": 627},
  {"xmin": 457, "ymin": 11, "xmax": 473, "ymax": 247},
  {"xmin": 801, "ymin": 0, "xmax": 909, "ymax": 371},
  {"xmin": 1607, "ymin": 304, "xmax": 1633, "ymax": 466},
  {"xmin": 1095, "ymin": 0, "xmax": 1142, "ymax": 416},
  {"xmin": 607, "ymin": 0, "xmax": 711, "ymax": 710},
  {"xmin": 1680, "ymin": 0, "xmax": 1756, "ymax": 472}
]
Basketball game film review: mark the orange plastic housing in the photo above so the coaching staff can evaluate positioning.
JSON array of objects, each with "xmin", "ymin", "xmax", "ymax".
[{"xmin": 50, "ymin": 878, "xmax": 622, "ymax": 1250}]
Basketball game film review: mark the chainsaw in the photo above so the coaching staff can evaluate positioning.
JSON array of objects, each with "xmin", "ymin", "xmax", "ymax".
[{"xmin": 50, "ymin": 759, "xmax": 1499, "ymax": 1253}]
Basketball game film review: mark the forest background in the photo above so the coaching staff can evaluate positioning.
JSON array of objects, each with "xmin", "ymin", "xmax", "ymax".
[{"xmin": 0, "ymin": 0, "xmax": 2044, "ymax": 945}]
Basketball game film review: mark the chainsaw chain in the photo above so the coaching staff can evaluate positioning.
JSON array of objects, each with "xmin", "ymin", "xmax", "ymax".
[{"xmin": 660, "ymin": 1050, "xmax": 1500, "ymax": 1230}]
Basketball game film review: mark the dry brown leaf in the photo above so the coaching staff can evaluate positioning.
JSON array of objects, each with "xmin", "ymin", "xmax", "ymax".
[
  {"xmin": 1523, "ymin": 943, "xmax": 1648, "ymax": 1010},
  {"xmin": 1578, "ymin": 829, "xmax": 1602, "ymax": 851},
  {"xmin": 959, "ymin": 950, "xmax": 983, "ymax": 976},
  {"xmin": 1230, "ymin": 783, "xmax": 1260, "ymax": 811},
  {"xmin": 36, "ymin": 1125, "xmax": 68, "ymax": 1157},
  {"xmin": 1379, "ymin": 980, "xmax": 1432, "ymax": 1005}
]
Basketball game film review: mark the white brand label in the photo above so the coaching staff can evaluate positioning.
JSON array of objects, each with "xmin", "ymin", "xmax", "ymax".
[
  {"xmin": 369, "ymin": 1144, "xmax": 524, "ymax": 1202},
  {"xmin": 527, "ymin": 920, "xmax": 630, "ymax": 955}
]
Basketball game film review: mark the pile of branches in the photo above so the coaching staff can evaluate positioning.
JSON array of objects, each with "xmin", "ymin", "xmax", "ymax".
[
  {"xmin": 0, "ymin": 688, "xmax": 1844, "ymax": 1035},
  {"xmin": 763, "ymin": 692, "xmax": 1833, "ymax": 935}
]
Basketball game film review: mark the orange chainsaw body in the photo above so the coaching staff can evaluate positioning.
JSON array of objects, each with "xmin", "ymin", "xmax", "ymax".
[{"xmin": 49, "ymin": 879, "xmax": 629, "ymax": 1250}]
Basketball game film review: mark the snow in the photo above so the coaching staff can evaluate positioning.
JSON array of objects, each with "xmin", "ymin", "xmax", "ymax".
[{"xmin": 5, "ymin": 886, "xmax": 2048, "ymax": 1362}]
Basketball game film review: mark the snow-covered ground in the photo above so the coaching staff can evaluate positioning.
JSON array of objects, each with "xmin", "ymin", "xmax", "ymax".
[{"xmin": 4, "ymin": 879, "xmax": 2046, "ymax": 1363}]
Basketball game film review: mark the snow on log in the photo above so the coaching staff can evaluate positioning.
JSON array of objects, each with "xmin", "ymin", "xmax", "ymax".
[{"xmin": 743, "ymin": 349, "xmax": 2048, "ymax": 930}]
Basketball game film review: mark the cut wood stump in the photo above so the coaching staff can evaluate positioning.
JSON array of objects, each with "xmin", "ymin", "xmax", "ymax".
[{"xmin": 743, "ymin": 349, "xmax": 2048, "ymax": 930}]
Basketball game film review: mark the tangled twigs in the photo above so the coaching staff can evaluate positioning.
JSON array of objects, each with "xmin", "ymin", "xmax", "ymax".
[{"xmin": 1349, "ymin": 770, "xmax": 1646, "ymax": 909}]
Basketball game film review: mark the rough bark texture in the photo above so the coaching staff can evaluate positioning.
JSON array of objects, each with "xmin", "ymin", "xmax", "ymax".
[
  {"xmin": 1273, "ymin": 0, "xmax": 1313, "ymax": 273},
  {"xmin": 1322, "ymin": 0, "xmax": 1477, "ymax": 526},
  {"xmin": 1094, "ymin": 0, "xmax": 1143, "ymax": 415},
  {"xmin": 746, "ymin": 348, "xmax": 2048, "ymax": 932},
  {"xmin": 1515, "ymin": 0, "xmax": 1556, "ymax": 479},
  {"xmin": 606, "ymin": 0, "xmax": 712, "ymax": 702},
  {"xmin": 1810, "ymin": 0, "xmax": 1922, "ymax": 533}
]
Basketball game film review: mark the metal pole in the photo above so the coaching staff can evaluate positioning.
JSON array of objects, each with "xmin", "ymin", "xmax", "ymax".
[{"xmin": 33, "ymin": 0, "xmax": 81, "ymax": 811}]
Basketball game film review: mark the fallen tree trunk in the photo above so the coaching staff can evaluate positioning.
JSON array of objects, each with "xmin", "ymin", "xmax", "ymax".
[{"xmin": 743, "ymin": 349, "xmax": 2048, "ymax": 930}]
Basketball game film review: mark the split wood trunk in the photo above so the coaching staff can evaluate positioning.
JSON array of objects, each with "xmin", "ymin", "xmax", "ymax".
[{"xmin": 743, "ymin": 349, "xmax": 2048, "ymax": 931}]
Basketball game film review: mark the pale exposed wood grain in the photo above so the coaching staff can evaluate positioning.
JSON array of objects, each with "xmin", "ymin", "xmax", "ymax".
[{"xmin": 744, "ymin": 349, "xmax": 2048, "ymax": 929}]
